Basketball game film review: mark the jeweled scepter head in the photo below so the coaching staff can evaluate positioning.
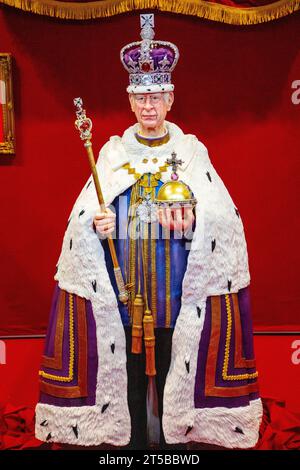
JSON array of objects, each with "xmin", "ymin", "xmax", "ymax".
[{"xmin": 74, "ymin": 97, "xmax": 93, "ymax": 143}]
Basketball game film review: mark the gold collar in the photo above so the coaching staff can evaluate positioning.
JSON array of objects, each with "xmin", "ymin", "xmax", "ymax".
[{"xmin": 134, "ymin": 131, "xmax": 170, "ymax": 147}]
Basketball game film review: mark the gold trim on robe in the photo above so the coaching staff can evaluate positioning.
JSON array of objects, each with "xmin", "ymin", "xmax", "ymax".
[
  {"xmin": 205, "ymin": 295, "xmax": 259, "ymax": 398},
  {"xmin": 39, "ymin": 293, "xmax": 89, "ymax": 398}
]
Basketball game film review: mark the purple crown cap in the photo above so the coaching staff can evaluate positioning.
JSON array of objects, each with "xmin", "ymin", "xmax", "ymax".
[{"xmin": 120, "ymin": 14, "xmax": 179, "ymax": 94}]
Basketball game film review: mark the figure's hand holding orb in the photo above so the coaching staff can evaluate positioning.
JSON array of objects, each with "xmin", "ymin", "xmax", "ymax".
[
  {"xmin": 157, "ymin": 206, "xmax": 195, "ymax": 232},
  {"xmin": 155, "ymin": 177, "xmax": 197, "ymax": 234}
]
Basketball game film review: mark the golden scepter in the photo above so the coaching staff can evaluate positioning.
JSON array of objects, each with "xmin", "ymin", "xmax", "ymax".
[{"xmin": 73, "ymin": 97, "xmax": 129, "ymax": 304}]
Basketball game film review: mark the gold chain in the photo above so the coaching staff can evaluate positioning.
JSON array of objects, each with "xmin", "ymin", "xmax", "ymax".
[{"xmin": 122, "ymin": 161, "xmax": 169, "ymax": 182}]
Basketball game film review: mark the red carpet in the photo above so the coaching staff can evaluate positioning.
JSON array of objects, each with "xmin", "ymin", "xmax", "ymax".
[{"xmin": 0, "ymin": 336, "xmax": 299, "ymax": 450}]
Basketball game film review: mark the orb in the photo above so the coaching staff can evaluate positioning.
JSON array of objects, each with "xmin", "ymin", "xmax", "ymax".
[{"xmin": 155, "ymin": 180, "xmax": 197, "ymax": 208}]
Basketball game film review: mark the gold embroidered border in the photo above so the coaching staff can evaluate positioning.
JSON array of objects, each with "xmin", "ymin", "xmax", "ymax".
[
  {"xmin": 204, "ymin": 295, "xmax": 259, "ymax": 398},
  {"xmin": 232, "ymin": 292, "xmax": 256, "ymax": 369},
  {"xmin": 135, "ymin": 132, "xmax": 170, "ymax": 147},
  {"xmin": 39, "ymin": 295, "xmax": 89, "ymax": 398},
  {"xmin": 41, "ymin": 289, "xmax": 65, "ymax": 370},
  {"xmin": 39, "ymin": 292, "xmax": 75, "ymax": 382},
  {"xmin": 223, "ymin": 294, "xmax": 258, "ymax": 381}
]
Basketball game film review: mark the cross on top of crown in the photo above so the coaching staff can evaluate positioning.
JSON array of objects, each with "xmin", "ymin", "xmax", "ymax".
[
  {"xmin": 140, "ymin": 14, "xmax": 154, "ymax": 29},
  {"xmin": 140, "ymin": 14, "xmax": 155, "ymax": 41},
  {"xmin": 166, "ymin": 152, "xmax": 184, "ymax": 181}
]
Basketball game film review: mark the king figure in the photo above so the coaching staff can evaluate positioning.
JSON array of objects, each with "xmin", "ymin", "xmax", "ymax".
[{"xmin": 35, "ymin": 14, "xmax": 262, "ymax": 450}]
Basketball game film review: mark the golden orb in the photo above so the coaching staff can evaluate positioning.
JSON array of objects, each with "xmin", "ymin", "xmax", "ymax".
[{"xmin": 155, "ymin": 180, "xmax": 197, "ymax": 208}]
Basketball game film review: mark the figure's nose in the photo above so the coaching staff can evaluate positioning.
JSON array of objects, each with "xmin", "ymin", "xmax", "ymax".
[{"xmin": 144, "ymin": 99, "xmax": 153, "ymax": 110}]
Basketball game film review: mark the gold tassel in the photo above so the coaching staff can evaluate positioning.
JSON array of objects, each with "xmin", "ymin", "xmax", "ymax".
[
  {"xmin": 143, "ymin": 307, "xmax": 156, "ymax": 377},
  {"xmin": 131, "ymin": 293, "xmax": 144, "ymax": 354},
  {"xmin": 1, "ymin": 0, "xmax": 299, "ymax": 25},
  {"xmin": 140, "ymin": 213, "xmax": 156, "ymax": 376}
]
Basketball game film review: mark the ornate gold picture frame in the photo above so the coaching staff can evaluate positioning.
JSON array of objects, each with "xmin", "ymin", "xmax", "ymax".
[{"xmin": 0, "ymin": 54, "xmax": 15, "ymax": 155}]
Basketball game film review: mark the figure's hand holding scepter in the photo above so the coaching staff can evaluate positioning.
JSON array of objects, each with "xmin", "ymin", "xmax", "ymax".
[{"xmin": 73, "ymin": 97, "xmax": 129, "ymax": 304}]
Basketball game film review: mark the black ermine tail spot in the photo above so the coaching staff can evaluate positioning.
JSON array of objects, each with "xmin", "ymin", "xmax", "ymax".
[
  {"xmin": 234, "ymin": 427, "xmax": 244, "ymax": 434},
  {"xmin": 101, "ymin": 403, "xmax": 110, "ymax": 413},
  {"xmin": 206, "ymin": 171, "xmax": 212, "ymax": 182},
  {"xmin": 72, "ymin": 425, "xmax": 78, "ymax": 438},
  {"xmin": 185, "ymin": 426, "xmax": 193, "ymax": 436}
]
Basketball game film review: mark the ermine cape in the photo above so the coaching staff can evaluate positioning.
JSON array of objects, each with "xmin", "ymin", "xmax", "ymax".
[{"xmin": 35, "ymin": 121, "xmax": 262, "ymax": 448}]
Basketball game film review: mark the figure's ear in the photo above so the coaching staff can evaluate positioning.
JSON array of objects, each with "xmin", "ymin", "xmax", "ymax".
[
  {"xmin": 128, "ymin": 93, "xmax": 135, "ymax": 112},
  {"xmin": 167, "ymin": 92, "xmax": 174, "ymax": 112}
]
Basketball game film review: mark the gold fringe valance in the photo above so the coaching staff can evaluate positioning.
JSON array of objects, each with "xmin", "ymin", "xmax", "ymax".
[{"xmin": 0, "ymin": 0, "xmax": 299, "ymax": 24}]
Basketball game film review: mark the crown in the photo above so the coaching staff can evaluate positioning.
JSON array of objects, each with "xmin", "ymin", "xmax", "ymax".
[{"xmin": 120, "ymin": 14, "xmax": 179, "ymax": 94}]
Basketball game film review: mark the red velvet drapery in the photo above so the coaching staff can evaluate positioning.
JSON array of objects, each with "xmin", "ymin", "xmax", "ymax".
[
  {"xmin": 0, "ymin": 7, "xmax": 299, "ymax": 334},
  {"xmin": 0, "ymin": 0, "xmax": 299, "ymax": 24}
]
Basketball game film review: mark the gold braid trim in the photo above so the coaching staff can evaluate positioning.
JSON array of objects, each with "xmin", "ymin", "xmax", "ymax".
[
  {"xmin": 128, "ymin": 182, "xmax": 139, "ymax": 321},
  {"xmin": 0, "ymin": 0, "xmax": 299, "ymax": 24},
  {"xmin": 150, "ymin": 187, "xmax": 157, "ymax": 328},
  {"xmin": 39, "ymin": 293, "xmax": 75, "ymax": 382},
  {"xmin": 164, "ymin": 234, "xmax": 171, "ymax": 328},
  {"xmin": 223, "ymin": 294, "xmax": 258, "ymax": 381},
  {"xmin": 142, "ymin": 220, "xmax": 149, "ymax": 309}
]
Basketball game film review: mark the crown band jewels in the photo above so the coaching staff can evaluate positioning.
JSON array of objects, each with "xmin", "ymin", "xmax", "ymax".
[{"xmin": 129, "ymin": 72, "xmax": 171, "ymax": 87}]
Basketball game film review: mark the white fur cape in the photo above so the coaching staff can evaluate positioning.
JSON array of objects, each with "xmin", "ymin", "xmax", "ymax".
[{"xmin": 35, "ymin": 121, "xmax": 262, "ymax": 448}]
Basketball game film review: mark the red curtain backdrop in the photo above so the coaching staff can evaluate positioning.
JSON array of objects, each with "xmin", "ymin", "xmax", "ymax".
[{"xmin": 0, "ymin": 6, "xmax": 299, "ymax": 334}]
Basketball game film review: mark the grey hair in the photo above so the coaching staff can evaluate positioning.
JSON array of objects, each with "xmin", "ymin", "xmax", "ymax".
[
  {"xmin": 128, "ymin": 91, "xmax": 173, "ymax": 104},
  {"xmin": 163, "ymin": 92, "xmax": 171, "ymax": 103}
]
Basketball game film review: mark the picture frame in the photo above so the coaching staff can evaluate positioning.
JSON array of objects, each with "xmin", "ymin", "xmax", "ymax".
[{"xmin": 0, "ymin": 53, "xmax": 15, "ymax": 155}]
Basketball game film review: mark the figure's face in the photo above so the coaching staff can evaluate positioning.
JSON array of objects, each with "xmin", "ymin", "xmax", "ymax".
[{"xmin": 129, "ymin": 92, "xmax": 174, "ymax": 132}]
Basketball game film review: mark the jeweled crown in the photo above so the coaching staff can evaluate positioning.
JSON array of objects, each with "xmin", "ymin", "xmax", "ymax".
[{"xmin": 120, "ymin": 14, "xmax": 179, "ymax": 94}]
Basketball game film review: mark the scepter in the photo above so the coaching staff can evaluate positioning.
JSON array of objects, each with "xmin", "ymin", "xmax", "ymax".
[{"xmin": 73, "ymin": 97, "xmax": 129, "ymax": 304}]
